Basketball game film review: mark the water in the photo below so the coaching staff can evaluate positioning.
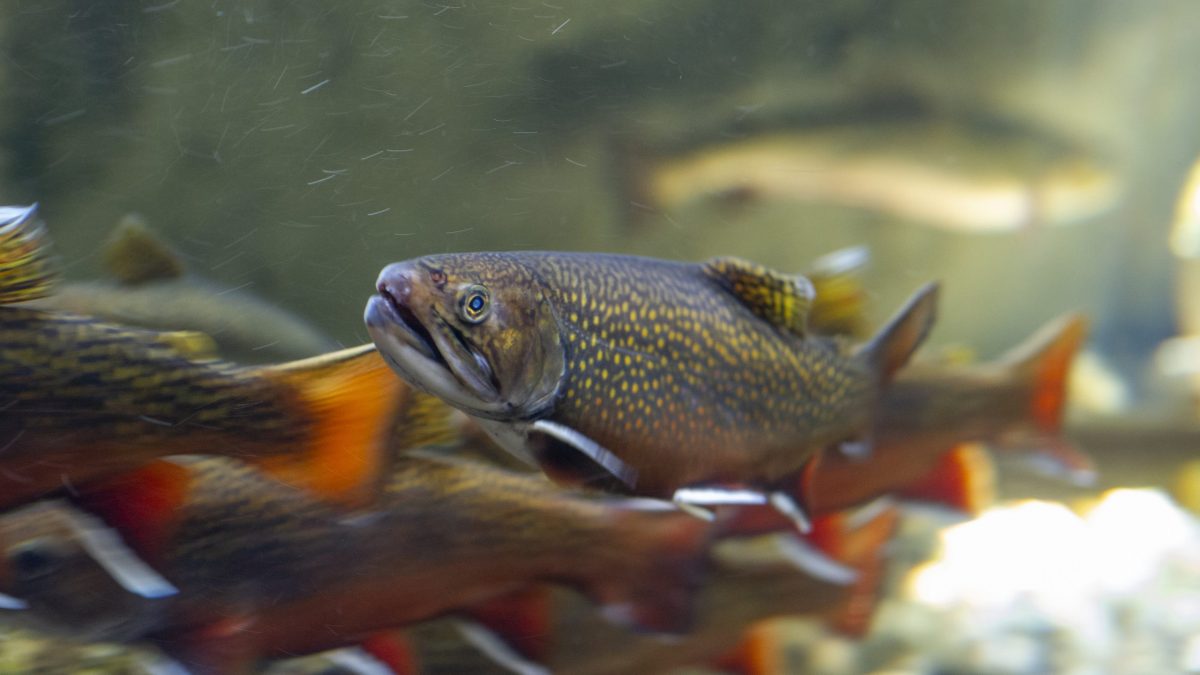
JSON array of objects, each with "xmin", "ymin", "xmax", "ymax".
[{"xmin": 4, "ymin": 1, "xmax": 1200, "ymax": 673}]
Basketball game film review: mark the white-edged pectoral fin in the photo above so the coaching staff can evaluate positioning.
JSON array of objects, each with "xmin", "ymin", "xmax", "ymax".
[
  {"xmin": 529, "ymin": 419, "xmax": 638, "ymax": 489},
  {"xmin": 773, "ymin": 534, "xmax": 858, "ymax": 585},
  {"xmin": 672, "ymin": 486, "xmax": 770, "ymax": 506},
  {"xmin": 62, "ymin": 508, "xmax": 178, "ymax": 600},
  {"xmin": 0, "ymin": 593, "xmax": 27, "ymax": 610},
  {"xmin": 769, "ymin": 491, "xmax": 813, "ymax": 534},
  {"xmin": 456, "ymin": 620, "xmax": 551, "ymax": 675}
]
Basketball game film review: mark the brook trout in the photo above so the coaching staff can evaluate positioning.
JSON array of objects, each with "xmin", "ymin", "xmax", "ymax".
[
  {"xmin": 0, "ymin": 453, "xmax": 711, "ymax": 674},
  {"xmin": 365, "ymin": 251, "xmax": 938, "ymax": 510},
  {"xmin": 0, "ymin": 204, "xmax": 407, "ymax": 508}
]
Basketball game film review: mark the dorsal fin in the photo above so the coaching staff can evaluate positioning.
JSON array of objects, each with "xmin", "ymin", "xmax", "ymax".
[
  {"xmin": 807, "ymin": 246, "xmax": 871, "ymax": 339},
  {"xmin": 702, "ymin": 256, "xmax": 814, "ymax": 336},
  {"xmin": 0, "ymin": 203, "xmax": 58, "ymax": 304},
  {"xmin": 103, "ymin": 214, "xmax": 186, "ymax": 285}
]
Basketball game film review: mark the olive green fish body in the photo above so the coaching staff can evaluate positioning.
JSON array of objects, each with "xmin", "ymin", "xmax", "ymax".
[
  {"xmin": 366, "ymin": 251, "xmax": 936, "ymax": 497},
  {"xmin": 522, "ymin": 253, "xmax": 873, "ymax": 493},
  {"xmin": 0, "ymin": 307, "xmax": 314, "ymax": 507}
]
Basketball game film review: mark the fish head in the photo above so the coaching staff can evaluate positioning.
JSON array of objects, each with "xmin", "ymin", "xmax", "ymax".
[
  {"xmin": 0, "ymin": 501, "xmax": 173, "ymax": 642},
  {"xmin": 366, "ymin": 253, "xmax": 566, "ymax": 420}
]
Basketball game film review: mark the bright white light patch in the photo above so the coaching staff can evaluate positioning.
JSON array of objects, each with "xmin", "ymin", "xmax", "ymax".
[{"xmin": 907, "ymin": 489, "xmax": 1199, "ymax": 613}]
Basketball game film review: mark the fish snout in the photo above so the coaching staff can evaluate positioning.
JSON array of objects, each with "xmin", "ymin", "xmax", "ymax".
[{"xmin": 376, "ymin": 262, "xmax": 416, "ymax": 308}]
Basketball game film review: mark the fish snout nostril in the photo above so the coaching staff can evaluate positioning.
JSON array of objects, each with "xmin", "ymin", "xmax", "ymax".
[{"xmin": 377, "ymin": 268, "xmax": 414, "ymax": 309}]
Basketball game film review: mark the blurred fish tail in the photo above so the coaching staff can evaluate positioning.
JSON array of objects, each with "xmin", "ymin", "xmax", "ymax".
[
  {"xmin": 1004, "ymin": 313, "xmax": 1087, "ymax": 435},
  {"xmin": 0, "ymin": 204, "xmax": 57, "ymax": 304},
  {"xmin": 1000, "ymin": 313, "xmax": 1095, "ymax": 480},
  {"xmin": 250, "ymin": 346, "xmax": 408, "ymax": 507},
  {"xmin": 895, "ymin": 443, "xmax": 996, "ymax": 514},
  {"xmin": 813, "ymin": 506, "xmax": 898, "ymax": 637}
]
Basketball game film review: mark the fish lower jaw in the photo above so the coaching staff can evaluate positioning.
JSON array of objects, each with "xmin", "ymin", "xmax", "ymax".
[{"xmin": 366, "ymin": 318, "xmax": 509, "ymax": 418}]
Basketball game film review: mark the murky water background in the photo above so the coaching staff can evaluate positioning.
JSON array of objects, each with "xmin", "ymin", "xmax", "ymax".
[{"xmin": 5, "ymin": 1, "xmax": 1200, "ymax": 673}]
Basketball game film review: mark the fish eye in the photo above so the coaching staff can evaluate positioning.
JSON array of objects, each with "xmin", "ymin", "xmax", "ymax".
[
  {"xmin": 10, "ymin": 539, "xmax": 64, "ymax": 581},
  {"xmin": 459, "ymin": 285, "xmax": 491, "ymax": 323}
]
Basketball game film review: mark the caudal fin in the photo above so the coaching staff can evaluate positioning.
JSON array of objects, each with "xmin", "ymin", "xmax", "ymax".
[
  {"xmin": 1001, "ymin": 313, "xmax": 1088, "ymax": 436},
  {"xmin": 0, "ymin": 203, "xmax": 57, "ymax": 304},
  {"xmin": 895, "ymin": 443, "xmax": 997, "ymax": 514},
  {"xmin": 250, "ymin": 345, "xmax": 412, "ymax": 507},
  {"xmin": 594, "ymin": 506, "xmax": 712, "ymax": 634},
  {"xmin": 856, "ymin": 282, "xmax": 940, "ymax": 386}
]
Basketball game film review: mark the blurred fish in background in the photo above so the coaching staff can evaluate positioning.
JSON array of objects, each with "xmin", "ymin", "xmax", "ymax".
[
  {"xmin": 612, "ymin": 97, "xmax": 1122, "ymax": 235},
  {"xmin": 25, "ymin": 214, "xmax": 337, "ymax": 364}
]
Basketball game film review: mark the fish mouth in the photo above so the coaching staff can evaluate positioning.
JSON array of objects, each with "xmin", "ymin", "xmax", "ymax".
[
  {"xmin": 375, "ymin": 285, "xmax": 445, "ymax": 367},
  {"xmin": 365, "ymin": 292, "xmax": 507, "ymax": 417}
]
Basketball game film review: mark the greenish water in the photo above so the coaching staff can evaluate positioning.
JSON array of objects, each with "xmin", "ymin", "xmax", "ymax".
[
  {"xmin": 5, "ymin": 3, "xmax": 1200, "ymax": 672},
  {"xmin": 5, "ymin": 1, "xmax": 1199, "ymax": 379}
]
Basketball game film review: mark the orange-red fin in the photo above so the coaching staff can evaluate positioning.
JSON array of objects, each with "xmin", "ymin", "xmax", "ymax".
[
  {"xmin": 895, "ymin": 443, "xmax": 996, "ymax": 515},
  {"xmin": 713, "ymin": 621, "xmax": 784, "ymax": 675},
  {"xmin": 73, "ymin": 460, "xmax": 192, "ymax": 564},
  {"xmin": 814, "ymin": 506, "xmax": 899, "ymax": 637},
  {"xmin": 1003, "ymin": 313, "xmax": 1088, "ymax": 434},
  {"xmin": 250, "ymin": 345, "xmax": 408, "ymax": 508},
  {"xmin": 461, "ymin": 587, "xmax": 552, "ymax": 664},
  {"xmin": 358, "ymin": 631, "xmax": 421, "ymax": 675}
]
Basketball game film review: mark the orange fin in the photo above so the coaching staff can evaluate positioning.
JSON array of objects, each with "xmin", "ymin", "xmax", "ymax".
[
  {"xmin": 74, "ymin": 460, "xmax": 192, "ymax": 564},
  {"xmin": 857, "ymin": 282, "xmax": 940, "ymax": 385},
  {"xmin": 359, "ymin": 631, "xmax": 421, "ymax": 675},
  {"xmin": 250, "ymin": 345, "xmax": 408, "ymax": 508},
  {"xmin": 714, "ymin": 621, "xmax": 784, "ymax": 675},
  {"xmin": 461, "ymin": 587, "xmax": 553, "ymax": 663},
  {"xmin": 817, "ymin": 506, "xmax": 900, "ymax": 637},
  {"xmin": 896, "ymin": 443, "xmax": 996, "ymax": 514},
  {"xmin": 1002, "ymin": 313, "xmax": 1088, "ymax": 434}
]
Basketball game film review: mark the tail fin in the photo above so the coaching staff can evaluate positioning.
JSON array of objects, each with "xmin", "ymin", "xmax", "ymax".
[
  {"xmin": 855, "ymin": 282, "xmax": 940, "ymax": 386},
  {"xmin": 250, "ymin": 345, "xmax": 410, "ymax": 507},
  {"xmin": 593, "ymin": 506, "xmax": 712, "ymax": 634},
  {"xmin": 1001, "ymin": 313, "xmax": 1088, "ymax": 436},
  {"xmin": 0, "ymin": 203, "xmax": 57, "ymax": 304},
  {"xmin": 895, "ymin": 443, "xmax": 996, "ymax": 514}
]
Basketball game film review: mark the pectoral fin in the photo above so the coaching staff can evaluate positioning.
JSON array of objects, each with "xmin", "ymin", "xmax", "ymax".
[{"xmin": 528, "ymin": 419, "xmax": 638, "ymax": 490}]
